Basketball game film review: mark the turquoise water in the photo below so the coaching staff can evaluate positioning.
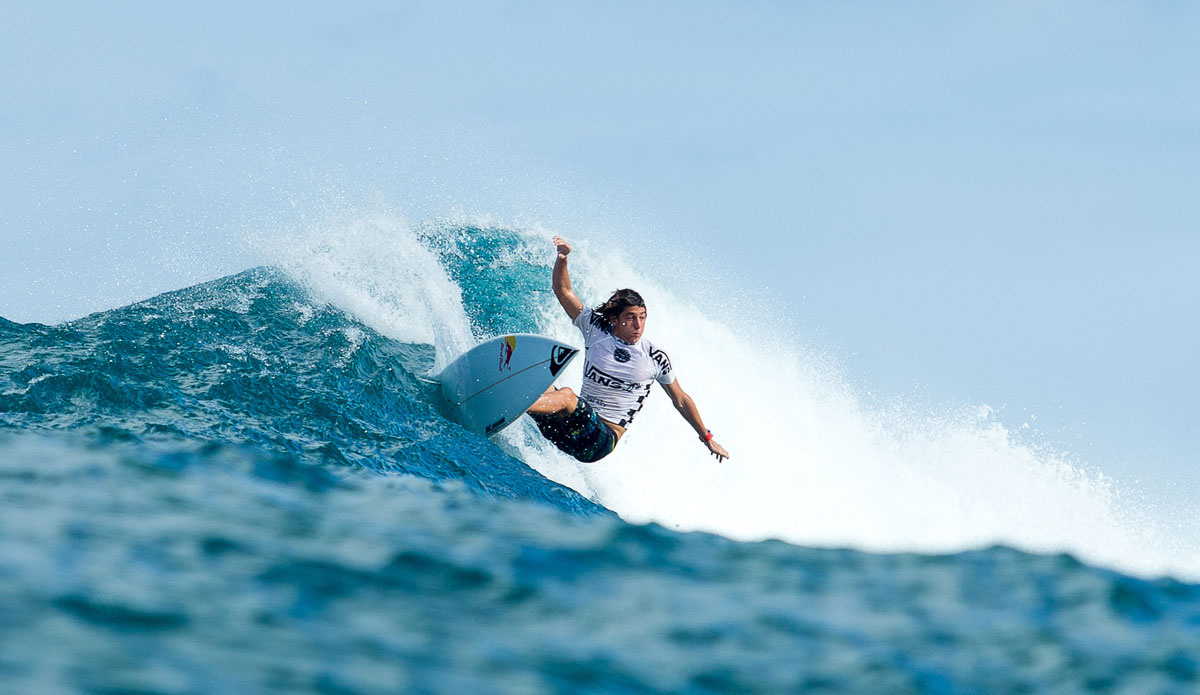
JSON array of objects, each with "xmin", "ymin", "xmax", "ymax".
[{"xmin": 2, "ymin": 226, "xmax": 1198, "ymax": 693}]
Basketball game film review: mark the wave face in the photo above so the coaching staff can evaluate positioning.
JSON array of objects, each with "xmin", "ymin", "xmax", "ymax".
[
  {"xmin": 0, "ymin": 263, "xmax": 597, "ymax": 512},
  {"xmin": 3, "ymin": 219, "xmax": 1199, "ymax": 693}
]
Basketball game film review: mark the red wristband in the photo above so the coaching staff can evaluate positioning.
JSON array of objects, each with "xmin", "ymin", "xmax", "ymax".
[{"xmin": 700, "ymin": 430, "xmax": 713, "ymax": 443}]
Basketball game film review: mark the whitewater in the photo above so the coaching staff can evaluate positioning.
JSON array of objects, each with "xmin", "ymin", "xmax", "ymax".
[
  {"xmin": 266, "ymin": 215, "xmax": 1198, "ymax": 580},
  {"xmin": 3, "ymin": 215, "xmax": 1199, "ymax": 694}
]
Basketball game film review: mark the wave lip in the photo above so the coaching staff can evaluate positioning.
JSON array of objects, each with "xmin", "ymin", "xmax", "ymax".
[
  {"xmin": 5, "ymin": 217, "xmax": 1197, "ymax": 581},
  {"xmin": 0, "ymin": 264, "xmax": 599, "ymax": 514}
]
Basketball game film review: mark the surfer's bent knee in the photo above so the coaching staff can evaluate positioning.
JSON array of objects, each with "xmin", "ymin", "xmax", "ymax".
[
  {"xmin": 558, "ymin": 387, "xmax": 578, "ymax": 415},
  {"xmin": 531, "ymin": 386, "xmax": 578, "ymax": 418}
]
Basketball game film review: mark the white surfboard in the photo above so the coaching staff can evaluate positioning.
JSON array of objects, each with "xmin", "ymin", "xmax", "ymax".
[{"xmin": 436, "ymin": 334, "xmax": 579, "ymax": 436}]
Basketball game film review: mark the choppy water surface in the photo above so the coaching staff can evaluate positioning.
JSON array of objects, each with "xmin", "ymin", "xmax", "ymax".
[
  {"xmin": 4, "ymin": 433, "xmax": 1199, "ymax": 694},
  {"xmin": 2, "ymin": 225, "xmax": 1198, "ymax": 693}
]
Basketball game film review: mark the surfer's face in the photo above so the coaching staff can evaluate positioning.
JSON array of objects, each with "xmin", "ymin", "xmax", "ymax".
[{"xmin": 613, "ymin": 306, "xmax": 647, "ymax": 344}]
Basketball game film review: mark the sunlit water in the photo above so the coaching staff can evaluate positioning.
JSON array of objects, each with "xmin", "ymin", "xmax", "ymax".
[{"xmin": 2, "ymin": 221, "xmax": 1197, "ymax": 693}]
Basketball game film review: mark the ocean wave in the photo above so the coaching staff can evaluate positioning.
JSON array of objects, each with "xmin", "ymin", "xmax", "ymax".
[{"xmin": 0, "ymin": 263, "xmax": 599, "ymax": 514}]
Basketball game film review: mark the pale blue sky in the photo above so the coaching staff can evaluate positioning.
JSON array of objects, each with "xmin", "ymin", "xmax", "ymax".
[{"xmin": 2, "ymin": 2, "xmax": 1197, "ymax": 496}]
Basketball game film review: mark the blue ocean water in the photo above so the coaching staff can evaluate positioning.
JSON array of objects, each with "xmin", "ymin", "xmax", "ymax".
[{"xmin": 2, "ymin": 225, "xmax": 1199, "ymax": 694}]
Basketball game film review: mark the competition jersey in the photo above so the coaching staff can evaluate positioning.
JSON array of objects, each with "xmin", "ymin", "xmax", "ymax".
[{"xmin": 572, "ymin": 308, "xmax": 675, "ymax": 427}]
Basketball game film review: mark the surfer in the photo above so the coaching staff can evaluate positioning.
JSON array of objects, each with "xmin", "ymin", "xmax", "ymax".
[{"xmin": 527, "ymin": 236, "xmax": 731, "ymax": 463}]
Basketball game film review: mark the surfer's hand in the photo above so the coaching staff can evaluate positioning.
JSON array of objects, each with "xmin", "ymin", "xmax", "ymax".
[
  {"xmin": 553, "ymin": 236, "xmax": 571, "ymax": 259},
  {"xmin": 706, "ymin": 440, "xmax": 729, "ymax": 462}
]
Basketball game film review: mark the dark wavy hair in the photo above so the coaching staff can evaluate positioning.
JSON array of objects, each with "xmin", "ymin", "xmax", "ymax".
[{"xmin": 595, "ymin": 289, "xmax": 646, "ymax": 326}]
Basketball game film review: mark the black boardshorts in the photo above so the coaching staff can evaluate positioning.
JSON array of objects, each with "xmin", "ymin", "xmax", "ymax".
[{"xmin": 529, "ymin": 396, "xmax": 618, "ymax": 463}]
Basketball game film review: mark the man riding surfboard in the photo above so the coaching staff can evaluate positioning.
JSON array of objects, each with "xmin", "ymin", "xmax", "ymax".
[{"xmin": 527, "ymin": 236, "xmax": 731, "ymax": 463}]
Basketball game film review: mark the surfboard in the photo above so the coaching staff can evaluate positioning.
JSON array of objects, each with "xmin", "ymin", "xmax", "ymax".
[{"xmin": 435, "ymin": 334, "xmax": 579, "ymax": 436}]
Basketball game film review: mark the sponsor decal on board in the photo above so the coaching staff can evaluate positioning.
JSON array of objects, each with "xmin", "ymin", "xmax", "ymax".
[
  {"xmin": 550, "ymin": 345, "xmax": 577, "ymax": 377},
  {"xmin": 499, "ymin": 335, "xmax": 516, "ymax": 372}
]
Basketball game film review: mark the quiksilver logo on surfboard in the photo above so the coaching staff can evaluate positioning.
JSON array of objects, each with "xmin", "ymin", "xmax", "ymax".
[{"xmin": 550, "ymin": 346, "xmax": 577, "ymax": 377}]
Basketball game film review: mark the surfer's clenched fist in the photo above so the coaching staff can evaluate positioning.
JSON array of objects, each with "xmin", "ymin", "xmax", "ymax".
[{"xmin": 553, "ymin": 236, "xmax": 571, "ymax": 259}]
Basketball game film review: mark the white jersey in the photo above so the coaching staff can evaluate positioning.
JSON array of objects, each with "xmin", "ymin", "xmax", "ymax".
[{"xmin": 572, "ymin": 308, "xmax": 675, "ymax": 427}]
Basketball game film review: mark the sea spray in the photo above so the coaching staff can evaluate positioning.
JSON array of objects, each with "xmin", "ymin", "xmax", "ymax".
[
  {"xmin": 518, "ymin": 232, "xmax": 1198, "ymax": 579},
  {"xmin": 4, "ymin": 219, "xmax": 1200, "ymax": 693},
  {"xmin": 252, "ymin": 215, "xmax": 1199, "ymax": 580},
  {"xmin": 253, "ymin": 214, "xmax": 475, "ymax": 373}
]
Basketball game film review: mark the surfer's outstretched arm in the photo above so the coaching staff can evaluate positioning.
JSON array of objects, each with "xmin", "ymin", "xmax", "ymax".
[
  {"xmin": 551, "ymin": 236, "xmax": 584, "ymax": 320},
  {"xmin": 661, "ymin": 380, "xmax": 730, "ymax": 462}
]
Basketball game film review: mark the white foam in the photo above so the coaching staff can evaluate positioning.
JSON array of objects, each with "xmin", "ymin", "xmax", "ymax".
[
  {"xmin": 255, "ymin": 215, "xmax": 1200, "ymax": 580},
  {"xmin": 250, "ymin": 214, "xmax": 474, "ymax": 372},
  {"xmin": 512, "ymin": 235, "xmax": 1200, "ymax": 581}
]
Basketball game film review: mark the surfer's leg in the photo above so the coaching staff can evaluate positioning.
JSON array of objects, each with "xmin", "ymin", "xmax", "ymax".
[
  {"xmin": 527, "ymin": 387, "xmax": 578, "ymax": 417},
  {"xmin": 528, "ymin": 396, "xmax": 614, "ymax": 463}
]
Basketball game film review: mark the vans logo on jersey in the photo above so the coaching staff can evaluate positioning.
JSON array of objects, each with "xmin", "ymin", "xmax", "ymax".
[
  {"xmin": 648, "ymin": 346, "xmax": 672, "ymax": 374},
  {"xmin": 585, "ymin": 364, "xmax": 643, "ymax": 393},
  {"xmin": 613, "ymin": 347, "xmax": 631, "ymax": 363}
]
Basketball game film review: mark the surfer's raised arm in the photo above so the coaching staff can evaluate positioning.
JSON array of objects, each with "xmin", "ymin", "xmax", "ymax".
[
  {"xmin": 530, "ymin": 243, "xmax": 729, "ymax": 465},
  {"xmin": 551, "ymin": 236, "xmax": 584, "ymax": 320}
]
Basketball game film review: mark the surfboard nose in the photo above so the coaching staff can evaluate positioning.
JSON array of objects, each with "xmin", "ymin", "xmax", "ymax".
[{"xmin": 435, "ymin": 334, "xmax": 579, "ymax": 436}]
